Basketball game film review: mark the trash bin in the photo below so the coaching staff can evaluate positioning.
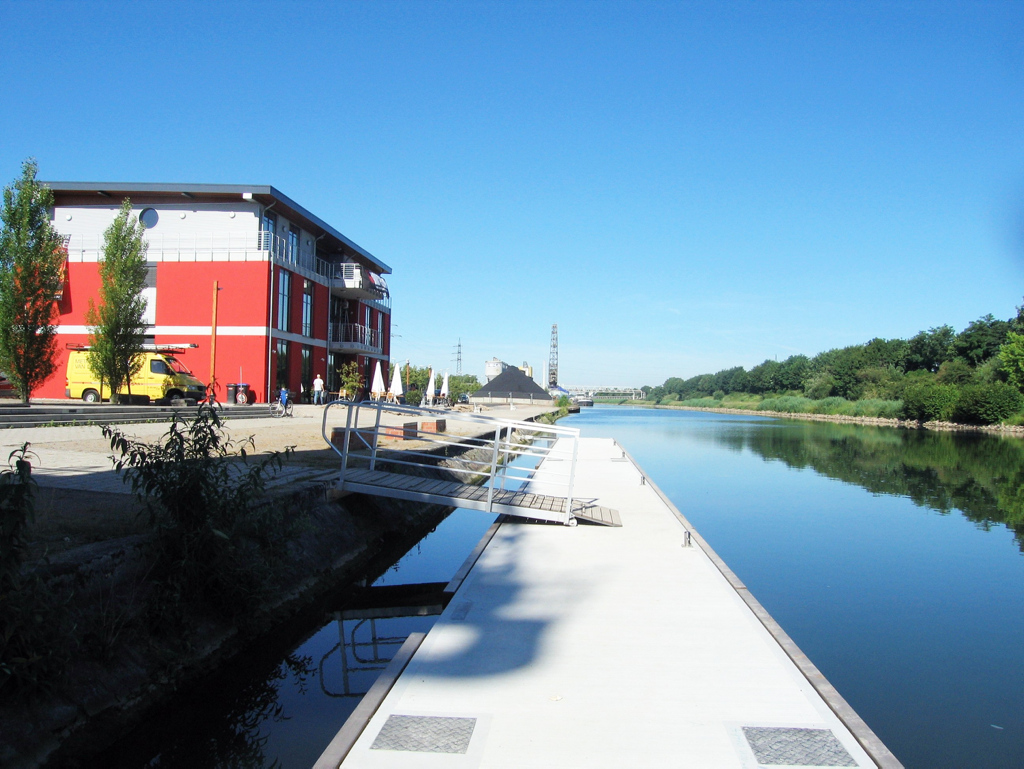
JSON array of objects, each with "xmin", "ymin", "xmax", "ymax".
[
  {"xmin": 226, "ymin": 383, "xmax": 238, "ymax": 404},
  {"xmin": 236, "ymin": 383, "xmax": 251, "ymax": 405}
]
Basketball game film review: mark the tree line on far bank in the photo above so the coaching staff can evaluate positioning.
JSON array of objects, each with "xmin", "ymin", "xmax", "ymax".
[{"xmin": 641, "ymin": 307, "xmax": 1024, "ymax": 425}]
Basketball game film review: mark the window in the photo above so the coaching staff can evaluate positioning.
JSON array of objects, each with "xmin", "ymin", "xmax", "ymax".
[
  {"xmin": 301, "ymin": 346, "xmax": 312, "ymax": 393},
  {"xmin": 276, "ymin": 340, "xmax": 289, "ymax": 389},
  {"xmin": 328, "ymin": 352, "xmax": 339, "ymax": 392},
  {"xmin": 365, "ymin": 305, "xmax": 371, "ymax": 327},
  {"xmin": 276, "ymin": 270, "xmax": 291, "ymax": 331},
  {"xmin": 302, "ymin": 280, "xmax": 313, "ymax": 337},
  {"xmin": 288, "ymin": 224, "xmax": 300, "ymax": 264},
  {"xmin": 261, "ymin": 211, "xmax": 277, "ymax": 251},
  {"xmin": 150, "ymin": 359, "xmax": 171, "ymax": 376}
]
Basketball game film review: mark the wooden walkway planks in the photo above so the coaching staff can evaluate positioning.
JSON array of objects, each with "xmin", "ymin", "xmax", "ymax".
[{"xmin": 340, "ymin": 468, "xmax": 621, "ymax": 527}]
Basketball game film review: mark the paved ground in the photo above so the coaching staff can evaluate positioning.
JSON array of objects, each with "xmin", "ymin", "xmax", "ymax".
[
  {"xmin": 330, "ymin": 437, "xmax": 897, "ymax": 768},
  {"xmin": 0, "ymin": 403, "xmax": 556, "ymax": 495}
]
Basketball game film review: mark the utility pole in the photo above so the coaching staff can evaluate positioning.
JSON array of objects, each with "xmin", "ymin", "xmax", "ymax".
[{"xmin": 210, "ymin": 281, "xmax": 221, "ymax": 398}]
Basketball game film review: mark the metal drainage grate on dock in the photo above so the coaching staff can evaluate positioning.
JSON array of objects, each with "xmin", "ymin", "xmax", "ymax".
[
  {"xmin": 370, "ymin": 715, "xmax": 476, "ymax": 754},
  {"xmin": 742, "ymin": 727, "xmax": 857, "ymax": 767}
]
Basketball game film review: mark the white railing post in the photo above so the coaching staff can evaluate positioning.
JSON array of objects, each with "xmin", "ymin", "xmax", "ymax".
[
  {"xmin": 339, "ymin": 402, "xmax": 354, "ymax": 484},
  {"xmin": 486, "ymin": 426, "xmax": 501, "ymax": 513},
  {"xmin": 566, "ymin": 434, "xmax": 579, "ymax": 522},
  {"xmin": 369, "ymin": 402, "xmax": 383, "ymax": 471}
]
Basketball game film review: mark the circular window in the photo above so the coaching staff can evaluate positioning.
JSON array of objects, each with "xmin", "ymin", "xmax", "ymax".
[{"xmin": 139, "ymin": 208, "xmax": 159, "ymax": 229}]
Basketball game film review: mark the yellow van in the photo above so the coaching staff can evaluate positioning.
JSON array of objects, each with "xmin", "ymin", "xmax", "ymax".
[{"xmin": 65, "ymin": 348, "xmax": 207, "ymax": 403}]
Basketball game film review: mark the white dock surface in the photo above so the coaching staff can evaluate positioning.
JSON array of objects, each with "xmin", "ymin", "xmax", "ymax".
[{"xmin": 335, "ymin": 437, "xmax": 894, "ymax": 768}]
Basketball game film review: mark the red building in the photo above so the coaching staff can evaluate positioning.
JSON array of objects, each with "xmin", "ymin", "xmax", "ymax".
[{"xmin": 41, "ymin": 183, "xmax": 391, "ymax": 403}]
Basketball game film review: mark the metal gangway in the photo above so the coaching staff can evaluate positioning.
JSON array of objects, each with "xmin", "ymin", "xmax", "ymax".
[{"xmin": 321, "ymin": 401, "xmax": 620, "ymax": 526}]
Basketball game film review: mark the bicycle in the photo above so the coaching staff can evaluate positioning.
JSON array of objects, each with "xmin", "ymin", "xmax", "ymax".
[{"xmin": 270, "ymin": 397, "xmax": 294, "ymax": 418}]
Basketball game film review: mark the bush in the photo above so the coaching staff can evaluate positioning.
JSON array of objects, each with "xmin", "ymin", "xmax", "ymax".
[
  {"xmin": 902, "ymin": 382, "xmax": 959, "ymax": 422},
  {"xmin": 757, "ymin": 396, "xmax": 815, "ymax": 414},
  {"xmin": 0, "ymin": 445, "xmax": 74, "ymax": 698},
  {"xmin": 103, "ymin": 405, "xmax": 301, "ymax": 627},
  {"xmin": 810, "ymin": 396, "xmax": 850, "ymax": 415},
  {"xmin": 804, "ymin": 373, "xmax": 835, "ymax": 399},
  {"xmin": 712, "ymin": 390, "xmax": 725, "ymax": 400},
  {"xmin": 678, "ymin": 397, "xmax": 718, "ymax": 408},
  {"xmin": 953, "ymin": 382, "xmax": 1024, "ymax": 425}
]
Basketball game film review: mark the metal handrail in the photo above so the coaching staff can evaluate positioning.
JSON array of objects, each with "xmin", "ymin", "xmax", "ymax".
[
  {"xmin": 322, "ymin": 401, "xmax": 580, "ymax": 521},
  {"xmin": 328, "ymin": 322, "xmax": 382, "ymax": 351},
  {"xmin": 62, "ymin": 231, "xmax": 387, "ymax": 298}
]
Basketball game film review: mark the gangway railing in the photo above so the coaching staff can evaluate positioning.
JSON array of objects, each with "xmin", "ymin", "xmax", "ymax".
[{"xmin": 321, "ymin": 401, "xmax": 581, "ymax": 524}]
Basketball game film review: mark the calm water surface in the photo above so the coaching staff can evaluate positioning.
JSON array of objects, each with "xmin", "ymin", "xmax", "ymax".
[
  {"xmin": 112, "ymin": 406, "xmax": 1024, "ymax": 767},
  {"xmin": 565, "ymin": 406, "xmax": 1024, "ymax": 768}
]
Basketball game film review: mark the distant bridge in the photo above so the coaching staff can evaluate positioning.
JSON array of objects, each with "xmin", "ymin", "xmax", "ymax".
[{"xmin": 564, "ymin": 387, "xmax": 645, "ymax": 400}]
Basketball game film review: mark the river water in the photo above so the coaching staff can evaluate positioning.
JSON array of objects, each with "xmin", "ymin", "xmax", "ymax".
[
  {"xmin": 567, "ymin": 406, "xmax": 1024, "ymax": 769},
  {"xmin": 109, "ymin": 406, "xmax": 1024, "ymax": 767}
]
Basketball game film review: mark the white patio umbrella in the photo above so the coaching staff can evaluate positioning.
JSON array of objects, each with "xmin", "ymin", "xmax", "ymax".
[
  {"xmin": 425, "ymin": 368, "xmax": 436, "ymax": 406},
  {"xmin": 370, "ymin": 360, "xmax": 385, "ymax": 399},
  {"xmin": 388, "ymin": 364, "xmax": 403, "ymax": 399},
  {"xmin": 440, "ymin": 371, "xmax": 450, "ymax": 401}
]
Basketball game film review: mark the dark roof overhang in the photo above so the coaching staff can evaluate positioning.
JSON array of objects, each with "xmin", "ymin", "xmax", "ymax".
[{"xmin": 42, "ymin": 182, "xmax": 390, "ymax": 275}]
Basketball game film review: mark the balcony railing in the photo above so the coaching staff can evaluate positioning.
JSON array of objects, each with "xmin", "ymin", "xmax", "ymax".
[
  {"xmin": 329, "ymin": 322, "xmax": 383, "ymax": 353},
  {"xmin": 62, "ymin": 230, "xmax": 389, "ymax": 307}
]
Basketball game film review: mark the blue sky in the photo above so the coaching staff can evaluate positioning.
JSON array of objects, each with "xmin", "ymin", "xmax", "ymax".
[{"xmin": 2, "ymin": 0, "xmax": 1021, "ymax": 386}]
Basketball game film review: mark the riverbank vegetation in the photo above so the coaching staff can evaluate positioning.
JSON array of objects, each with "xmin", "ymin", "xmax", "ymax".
[{"xmin": 638, "ymin": 306, "xmax": 1024, "ymax": 426}]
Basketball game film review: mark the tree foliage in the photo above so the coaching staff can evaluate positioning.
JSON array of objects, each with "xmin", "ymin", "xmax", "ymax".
[
  {"xmin": 953, "ymin": 382, "xmax": 1024, "ymax": 425},
  {"xmin": 85, "ymin": 199, "xmax": 149, "ymax": 400},
  {"xmin": 905, "ymin": 325, "xmax": 955, "ymax": 372},
  {"xmin": 999, "ymin": 331, "xmax": 1024, "ymax": 393},
  {"xmin": 953, "ymin": 314, "xmax": 1010, "ymax": 366},
  {"xmin": 103, "ymin": 405, "xmax": 299, "ymax": 621},
  {"xmin": 640, "ymin": 301, "xmax": 1024, "ymax": 425},
  {"xmin": 0, "ymin": 160, "xmax": 66, "ymax": 402},
  {"xmin": 336, "ymin": 361, "xmax": 364, "ymax": 398}
]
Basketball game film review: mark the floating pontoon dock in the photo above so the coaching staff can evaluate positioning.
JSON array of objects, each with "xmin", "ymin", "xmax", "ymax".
[{"xmin": 316, "ymin": 428, "xmax": 901, "ymax": 768}]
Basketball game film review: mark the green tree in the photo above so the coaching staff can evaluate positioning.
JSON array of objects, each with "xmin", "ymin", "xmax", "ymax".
[
  {"xmin": 747, "ymin": 360, "xmax": 781, "ymax": 394},
  {"xmin": 85, "ymin": 199, "xmax": 149, "ymax": 401},
  {"xmin": 0, "ymin": 160, "xmax": 67, "ymax": 402},
  {"xmin": 862, "ymin": 337, "xmax": 909, "ymax": 371},
  {"xmin": 336, "ymin": 361, "xmax": 364, "ymax": 398},
  {"xmin": 777, "ymin": 356, "xmax": 809, "ymax": 392},
  {"xmin": 906, "ymin": 325, "xmax": 955, "ymax": 372},
  {"xmin": 448, "ymin": 373, "xmax": 480, "ymax": 403},
  {"xmin": 953, "ymin": 314, "xmax": 1010, "ymax": 366},
  {"xmin": 999, "ymin": 331, "xmax": 1024, "ymax": 392}
]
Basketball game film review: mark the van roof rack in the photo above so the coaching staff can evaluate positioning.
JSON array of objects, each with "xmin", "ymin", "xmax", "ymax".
[{"xmin": 66, "ymin": 343, "xmax": 199, "ymax": 353}]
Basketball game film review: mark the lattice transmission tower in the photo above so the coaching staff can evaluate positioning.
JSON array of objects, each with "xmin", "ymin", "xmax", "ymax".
[
  {"xmin": 548, "ymin": 324, "xmax": 558, "ymax": 389},
  {"xmin": 452, "ymin": 338, "xmax": 463, "ymax": 375}
]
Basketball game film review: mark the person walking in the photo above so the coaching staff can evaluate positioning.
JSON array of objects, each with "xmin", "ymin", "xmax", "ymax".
[{"xmin": 312, "ymin": 373, "xmax": 325, "ymax": 405}]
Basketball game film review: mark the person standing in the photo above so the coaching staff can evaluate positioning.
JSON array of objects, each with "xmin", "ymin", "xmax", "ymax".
[{"xmin": 312, "ymin": 373, "xmax": 325, "ymax": 405}]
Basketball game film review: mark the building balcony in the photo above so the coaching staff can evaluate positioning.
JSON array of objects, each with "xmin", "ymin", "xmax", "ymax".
[
  {"xmin": 329, "ymin": 263, "xmax": 389, "ymax": 301},
  {"xmin": 329, "ymin": 322, "xmax": 383, "ymax": 354}
]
